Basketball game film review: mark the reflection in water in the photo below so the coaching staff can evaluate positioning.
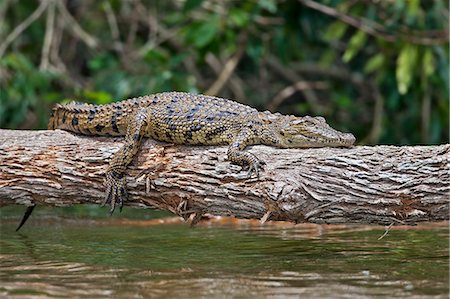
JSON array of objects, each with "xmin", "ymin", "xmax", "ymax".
[
  {"xmin": 0, "ymin": 256, "xmax": 430, "ymax": 298},
  {"xmin": 0, "ymin": 217, "xmax": 448, "ymax": 298}
]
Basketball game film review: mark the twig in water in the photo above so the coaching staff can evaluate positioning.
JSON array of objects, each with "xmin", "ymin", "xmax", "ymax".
[
  {"xmin": 260, "ymin": 211, "xmax": 272, "ymax": 224},
  {"xmin": 377, "ymin": 223, "xmax": 393, "ymax": 240}
]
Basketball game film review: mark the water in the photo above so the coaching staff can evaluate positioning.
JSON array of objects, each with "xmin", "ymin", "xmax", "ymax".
[{"xmin": 0, "ymin": 206, "xmax": 448, "ymax": 298}]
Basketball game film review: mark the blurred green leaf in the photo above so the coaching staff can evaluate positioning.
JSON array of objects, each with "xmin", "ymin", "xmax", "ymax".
[
  {"xmin": 342, "ymin": 31, "xmax": 367, "ymax": 62},
  {"xmin": 246, "ymin": 36, "xmax": 264, "ymax": 62},
  {"xmin": 396, "ymin": 44, "xmax": 418, "ymax": 94},
  {"xmin": 258, "ymin": 0, "xmax": 277, "ymax": 13},
  {"xmin": 336, "ymin": 95, "xmax": 352, "ymax": 108},
  {"xmin": 394, "ymin": 0, "xmax": 406, "ymax": 12},
  {"xmin": 144, "ymin": 49, "xmax": 169, "ymax": 64},
  {"xmin": 229, "ymin": 9, "xmax": 249, "ymax": 27},
  {"xmin": 183, "ymin": 0, "xmax": 203, "ymax": 11},
  {"xmin": 295, "ymin": 102, "xmax": 309, "ymax": 114},
  {"xmin": 184, "ymin": 16, "xmax": 220, "ymax": 48},
  {"xmin": 88, "ymin": 54, "xmax": 117, "ymax": 72},
  {"xmin": 83, "ymin": 90, "xmax": 113, "ymax": 104},
  {"xmin": 169, "ymin": 53, "xmax": 188, "ymax": 67},
  {"xmin": 1, "ymin": 53, "xmax": 34, "ymax": 71},
  {"xmin": 406, "ymin": 0, "xmax": 420, "ymax": 24},
  {"xmin": 364, "ymin": 53, "xmax": 385, "ymax": 74},
  {"xmin": 323, "ymin": 21, "xmax": 347, "ymax": 42},
  {"xmin": 319, "ymin": 49, "xmax": 336, "ymax": 67},
  {"xmin": 422, "ymin": 48, "xmax": 435, "ymax": 77}
]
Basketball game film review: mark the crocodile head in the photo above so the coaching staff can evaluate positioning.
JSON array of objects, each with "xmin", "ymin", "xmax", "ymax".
[{"xmin": 269, "ymin": 115, "xmax": 355, "ymax": 148}]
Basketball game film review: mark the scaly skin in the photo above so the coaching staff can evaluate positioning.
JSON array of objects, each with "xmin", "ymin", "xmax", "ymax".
[{"xmin": 48, "ymin": 91, "xmax": 356, "ymax": 214}]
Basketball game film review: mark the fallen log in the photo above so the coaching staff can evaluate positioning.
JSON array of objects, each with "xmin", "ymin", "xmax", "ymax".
[{"xmin": 0, "ymin": 129, "xmax": 448, "ymax": 225}]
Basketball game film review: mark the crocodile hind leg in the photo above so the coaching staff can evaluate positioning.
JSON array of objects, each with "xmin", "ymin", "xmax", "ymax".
[
  {"xmin": 227, "ymin": 127, "xmax": 265, "ymax": 177},
  {"xmin": 103, "ymin": 109, "xmax": 148, "ymax": 214}
]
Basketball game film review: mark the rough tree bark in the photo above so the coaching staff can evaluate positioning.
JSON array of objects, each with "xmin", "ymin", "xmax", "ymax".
[{"xmin": 0, "ymin": 129, "xmax": 448, "ymax": 225}]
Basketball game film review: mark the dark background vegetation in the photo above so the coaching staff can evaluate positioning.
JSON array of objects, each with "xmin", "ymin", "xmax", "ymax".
[{"xmin": 0, "ymin": 0, "xmax": 448, "ymax": 145}]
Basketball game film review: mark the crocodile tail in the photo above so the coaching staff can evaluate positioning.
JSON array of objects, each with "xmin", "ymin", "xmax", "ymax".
[
  {"xmin": 47, "ymin": 102, "xmax": 94, "ymax": 133},
  {"xmin": 48, "ymin": 104, "xmax": 61, "ymax": 130}
]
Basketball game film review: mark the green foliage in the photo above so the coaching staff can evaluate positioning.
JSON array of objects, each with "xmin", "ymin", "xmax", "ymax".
[
  {"xmin": 183, "ymin": 0, "xmax": 204, "ymax": 12},
  {"xmin": 183, "ymin": 15, "xmax": 220, "ymax": 49},
  {"xmin": 0, "ymin": 53, "xmax": 56, "ymax": 129},
  {"xmin": 319, "ymin": 0, "xmax": 448, "ymax": 144},
  {"xmin": 0, "ymin": 0, "xmax": 448, "ymax": 144}
]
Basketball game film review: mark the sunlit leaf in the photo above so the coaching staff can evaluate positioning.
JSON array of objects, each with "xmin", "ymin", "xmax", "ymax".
[{"xmin": 83, "ymin": 90, "xmax": 113, "ymax": 104}]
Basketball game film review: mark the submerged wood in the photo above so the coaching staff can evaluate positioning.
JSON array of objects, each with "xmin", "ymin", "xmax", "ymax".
[{"xmin": 0, "ymin": 129, "xmax": 448, "ymax": 225}]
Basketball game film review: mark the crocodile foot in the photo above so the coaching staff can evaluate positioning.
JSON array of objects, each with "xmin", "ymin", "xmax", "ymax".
[
  {"xmin": 103, "ymin": 170, "xmax": 128, "ymax": 215},
  {"xmin": 246, "ymin": 159, "xmax": 266, "ymax": 178}
]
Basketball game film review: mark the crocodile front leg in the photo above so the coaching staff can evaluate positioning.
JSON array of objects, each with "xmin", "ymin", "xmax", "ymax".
[
  {"xmin": 103, "ymin": 109, "xmax": 148, "ymax": 214},
  {"xmin": 227, "ymin": 127, "xmax": 265, "ymax": 177}
]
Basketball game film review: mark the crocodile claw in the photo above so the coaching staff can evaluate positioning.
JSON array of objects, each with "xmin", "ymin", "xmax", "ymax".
[
  {"xmin": 103, "ymin": 170, "xmax": 128, "ymax": 215},
  {"xmin": 247, "ymin": 159, "xmax": 266, "ymax": 178}
]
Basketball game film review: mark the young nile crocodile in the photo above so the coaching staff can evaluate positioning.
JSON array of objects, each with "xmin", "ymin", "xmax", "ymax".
[{"xmin": 17, "ymin": 92, "xmax": 355, "ymax": 230}]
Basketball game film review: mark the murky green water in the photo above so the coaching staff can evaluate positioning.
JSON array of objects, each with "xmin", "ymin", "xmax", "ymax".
[{"xmin": 0, "ymin": 206, "xmax": 448, "ymax": 298}]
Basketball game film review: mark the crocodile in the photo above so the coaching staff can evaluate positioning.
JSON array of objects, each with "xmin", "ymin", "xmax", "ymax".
[{"xmin": 16, "ymin": 91, "xmax": 355, "ymax": 230}]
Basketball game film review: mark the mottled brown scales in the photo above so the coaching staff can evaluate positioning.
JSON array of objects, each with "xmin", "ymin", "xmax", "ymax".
[{"xmin": 49, "ymin": 91, "xmax": 355, "ymax": 214}]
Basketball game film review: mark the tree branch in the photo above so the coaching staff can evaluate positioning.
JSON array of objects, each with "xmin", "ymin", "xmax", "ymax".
[
  {"xmin": 0, "ymin": 129, "xmax": 448, "ymax": 225},
  {"xmin": 56, "ymin": 0, "xmax": 98, "ymax": 49},
  {"xmin": 0, "ymin": 0, "xmax": 48, "ymax": 59},
  {"xmin": 268, "ymin": 81, "xmax": 329, "ymax": 112},
  {"xmin": 298, "ymin": 0, "xmax": 449, "ymax": 45},
  {"xmin": 205, "ymin": 32, "xmax": 248, "ymax": 96},
  {"xmin": 266, "ymin": 56, "xmax": 324, "ymax": 114},
  {"xmin": 39, "ymin": 0, "xmax": 56, "ymax": 71}
]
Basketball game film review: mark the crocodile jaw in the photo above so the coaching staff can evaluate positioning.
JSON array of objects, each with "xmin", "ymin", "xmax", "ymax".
[{"xmin": 276, "ymin": 115, "xmax": 356, "ymax": 148}]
